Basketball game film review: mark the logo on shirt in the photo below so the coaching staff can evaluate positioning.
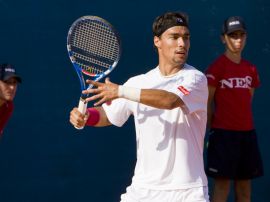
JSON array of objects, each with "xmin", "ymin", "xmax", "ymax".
[
  {"xmin": 220, "ymin": 76, "xmax": 252, "ymax": 89},
  {"xmin": 178, "ymin": 86, "xmax": 190, "ymax": 95}
]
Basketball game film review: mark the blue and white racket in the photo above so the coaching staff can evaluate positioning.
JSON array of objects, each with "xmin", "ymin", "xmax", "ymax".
[{"xmin": 67, "ymin": 16, "xmax": 121, "ymax": 129}]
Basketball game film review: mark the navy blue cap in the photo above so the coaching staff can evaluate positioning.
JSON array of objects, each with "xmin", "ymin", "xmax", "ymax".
[
  {"xmin": 222, "ymin": 16, "xmax": 246, "ymax": 35},
  {"xmin": 0, "ymin": 64, "xmax": 22, "ymax": 83}
]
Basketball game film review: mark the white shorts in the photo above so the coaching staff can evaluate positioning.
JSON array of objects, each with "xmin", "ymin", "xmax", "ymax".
[{"xmin": 120, "ymin": 185, "xmax": 209, "ymax": 202}]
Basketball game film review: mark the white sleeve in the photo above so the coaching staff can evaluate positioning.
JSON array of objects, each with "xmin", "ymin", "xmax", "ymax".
[
  {"xmin": 172, "ymin": 73, "xmax": 208, "ymax": 114},
  {"xmin": 102, "ymin": 78, "xmax": 139, "ymax": 127},
  {"xmin": 102, "ymin": 98, "xmax": 132, "ymax": 127}
]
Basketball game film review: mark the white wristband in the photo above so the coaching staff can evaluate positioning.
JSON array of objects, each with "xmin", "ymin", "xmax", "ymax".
[{"xmin": 118, "ymin": 85, "xmax": 141, "ymax": 102}]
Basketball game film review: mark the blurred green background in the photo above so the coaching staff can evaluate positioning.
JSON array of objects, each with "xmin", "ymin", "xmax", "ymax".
[{"xmin": 0, "ymin": 0, "xmax": 269, "ymax": 201}]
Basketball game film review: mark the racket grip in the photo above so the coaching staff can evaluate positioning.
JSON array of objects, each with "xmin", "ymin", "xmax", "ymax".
[{"xmin": 75, "ymin": 98, "xmax": 87, "ymax": 130}]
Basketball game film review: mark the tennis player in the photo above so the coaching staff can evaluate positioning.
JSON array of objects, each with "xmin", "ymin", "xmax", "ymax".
[
  {"xmin": 70, "ymin": 12, "xmax": 209, "ymax": 202},
  {"xmin": 0, "ymin": 64, "xmax": 22, "ymax": 136},
  {"xmin": 205, "ymin": 16, "xmax": 264, "ymax": 202}
]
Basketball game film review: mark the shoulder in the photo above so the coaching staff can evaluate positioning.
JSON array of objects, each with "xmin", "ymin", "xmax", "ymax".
[
  {"xmin": 205, "ymin": 55, "xmax": 226, "ymax": 81},
  {"xmin": 241, "ymin": 58, "xmax": 257, "ymax": 68},
  {"xmin": 184, "ymin": 64, "xmax": 206, "ymax": 78},
  {"xmin": 183, "ymin": 64, "xmax": 207, "ymax": 85},
  {"xmin": 241, "ymin": 59, "xmax": 259, "ymax": 74}
]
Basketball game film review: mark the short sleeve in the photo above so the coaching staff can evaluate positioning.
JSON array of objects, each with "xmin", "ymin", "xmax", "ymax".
[
  {"xmin": 102, "ymin": 98, "xmax": 132, "ymax": 127},
  {"xmin": 171, "ymin": 72, "xmax": 208, "ymax": 114},
  {"xmin": 102, "ymin": 78, "xmax": 138, "ymax": 127},
  {"xmin": 250, "ymin": 65, "xmax": 261, "ymax": 88},
  {"xmin": 205, "ymin": 62, "xmax": 222, "ymax": 87}
]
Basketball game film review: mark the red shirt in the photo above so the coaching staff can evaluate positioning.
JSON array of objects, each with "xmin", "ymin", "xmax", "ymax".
[
  {"xmin": 0, "ymin": 101, "xmax": 14, "ymax": 136},
  {"xmin": 205, "ymin": 55, "xmax": 260, "ymax": 131}
]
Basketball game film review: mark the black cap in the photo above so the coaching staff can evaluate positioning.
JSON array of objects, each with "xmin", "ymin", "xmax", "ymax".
[
  {"xmin": 222, "ymin": 16, "xmax": 246, "ymax": 35},
  {"xmin": 0, "ymin": 64, "xmax": 22, "ymax": 83}
]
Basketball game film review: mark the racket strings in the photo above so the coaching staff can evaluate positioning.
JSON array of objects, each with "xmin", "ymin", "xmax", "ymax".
[{"xmin": 69, "ymin": 20, "xmax": 120, "ymax": 75}]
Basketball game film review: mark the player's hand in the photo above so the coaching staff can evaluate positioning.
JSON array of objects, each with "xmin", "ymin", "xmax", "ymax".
[
  {"xmin": 70, "ymin": 107, "xmax": 89, "ymax": 128},
  {"xmin": 84, "ymin": 78, "xmax": 119, "ymax": 106}
]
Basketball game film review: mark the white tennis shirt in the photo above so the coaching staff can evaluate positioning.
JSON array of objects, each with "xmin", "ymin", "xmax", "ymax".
[{"xmin": 103, "ymin": 64, "xmax": 208, "ymax": 190}]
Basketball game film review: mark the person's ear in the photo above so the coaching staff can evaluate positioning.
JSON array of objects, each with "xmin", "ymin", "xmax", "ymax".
[
  {"xmin": 220, "ymin": 35, "xmax": 226, "ymax": 44},
  {"xmin": 154, "ymin": 36, "xmax": 161, "ymax": 48}
]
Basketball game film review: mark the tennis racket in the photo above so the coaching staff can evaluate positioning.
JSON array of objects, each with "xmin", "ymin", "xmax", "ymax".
[{"xmin": 67, "ymin": 16, "xmax": 121, "ymax": 129}]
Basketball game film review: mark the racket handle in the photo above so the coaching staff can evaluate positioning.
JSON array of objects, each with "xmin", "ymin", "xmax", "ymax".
[{"xmin": 75, "ymin": 98, "xmax": 87, "ymax": 130}]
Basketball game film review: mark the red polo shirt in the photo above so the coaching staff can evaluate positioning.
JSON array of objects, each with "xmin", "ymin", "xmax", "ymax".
[{"xmin": 205, "ymin": 55, "xmax": 260, "ymax": 131}]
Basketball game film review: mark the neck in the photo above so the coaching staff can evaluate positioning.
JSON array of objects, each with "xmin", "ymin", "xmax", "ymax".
[
  {"xmin": 225, "ymin": 50, "xmax": 242, "ymax": 64},
  {"xmin": 158, "ymin": 63, "xmax": 185, "ymax": 76}
]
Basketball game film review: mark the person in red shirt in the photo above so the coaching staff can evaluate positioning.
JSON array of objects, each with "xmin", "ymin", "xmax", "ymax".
[
  {"xmin": 0, "ymin": 64, "xmax": 22, "ymax": 136},
  {"xmin": 205, "ymin": 16, "xmax": 264, "ymax": 202}
]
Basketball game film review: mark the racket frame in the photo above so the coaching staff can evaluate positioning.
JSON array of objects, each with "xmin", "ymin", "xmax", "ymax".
[{"xmin": 67, "ymin": 16, "xmax": 121, "ymax": 129}]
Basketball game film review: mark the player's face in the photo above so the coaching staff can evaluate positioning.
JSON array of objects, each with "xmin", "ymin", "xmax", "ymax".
[
  {"xmin": 223, "ymin": 30, "xmax": 247, "ymax": 53},
  {"xmin": 0, "ymin": 78, "xmax": 18, "ymax": 103},
  {"xmin": 154, "ymin": 26, "xmax": 190, "ymax": 67}
]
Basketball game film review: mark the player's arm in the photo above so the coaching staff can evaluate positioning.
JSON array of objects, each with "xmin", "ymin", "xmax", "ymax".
[
  {"xmin": 140, "ymin": 89, "xmax": 184, "ymax": 109},
  {"xmin": 70, "ymin": 106, "xmax": 112, "ymax": 128},
  {"xmin": 84, "ymin": 78, "xmax": 185, "ymax": 110},
  {"xmin": 207, "ymin": 85, "xmax": 216, "ymax": 129}
]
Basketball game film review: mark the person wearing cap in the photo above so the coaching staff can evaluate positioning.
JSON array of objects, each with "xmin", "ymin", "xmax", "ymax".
[
  {"xmin": 205, "ymin": 16, "xmax": 264, "ymax": 202},
  {"xmin": 0, "ymin": 64, "xmax": 22, "ymax": 136},
  {"xmin": 69, "ymin": 11, "xmax": 209, "ymax": 201}
]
